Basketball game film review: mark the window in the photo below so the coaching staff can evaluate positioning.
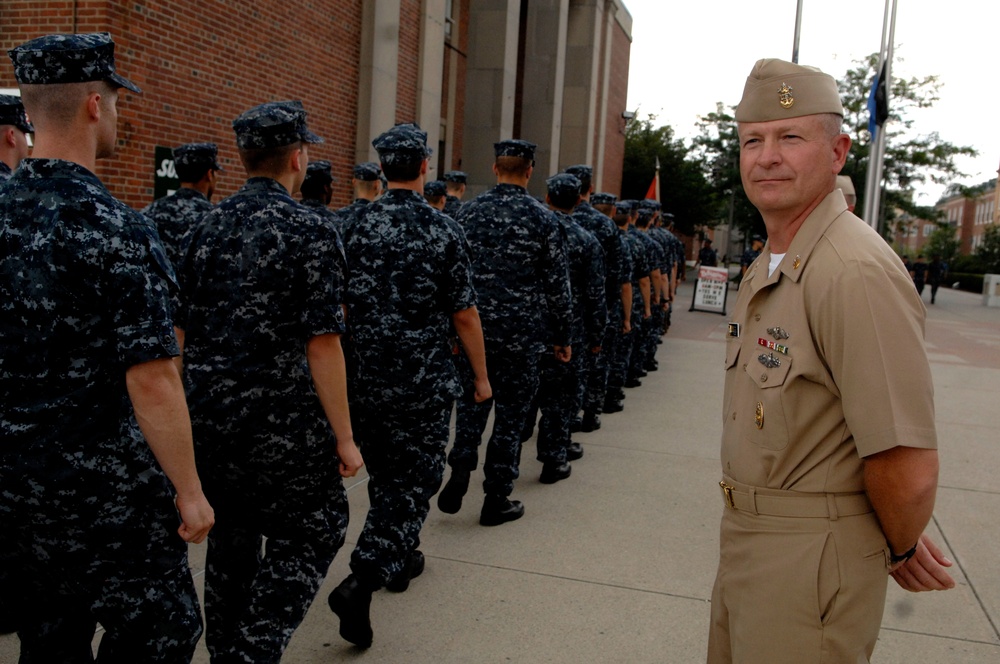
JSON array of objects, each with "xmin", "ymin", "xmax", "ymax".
[
  {"xmin": 445, "ymin": 0, "xmax": 455, "ymax": 42},
  {"xmin": 923, "ymin": 224, "xmax": 935, "ymax": 237}
]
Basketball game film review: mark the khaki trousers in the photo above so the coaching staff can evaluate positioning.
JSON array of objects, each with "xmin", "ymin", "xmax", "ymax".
[{"xmin": 707, "ymin": 495, "xmax": 889, "ymax": 664}]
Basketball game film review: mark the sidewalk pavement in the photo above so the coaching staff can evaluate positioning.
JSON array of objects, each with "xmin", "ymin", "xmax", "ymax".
[{"xmin": 2, "ymin": 280, "xmax": 998, "ymax": 663}]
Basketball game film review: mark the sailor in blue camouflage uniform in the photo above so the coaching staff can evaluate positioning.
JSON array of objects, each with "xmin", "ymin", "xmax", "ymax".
[
  {"xmin": 0, "ymin": 94, "xmax": 33, "ymax": 179},
  {"xmin": 563, "ymin": 165, "xmax": 626, "ymax": 433},
  {"xmin": 442, "ymin": 170, "xmax": 467, "ymax": 217},
  {"xmin": 334, "ymin": 161, "xmax": 382, "ymax": 235},
  {"xmin": 141, "ymin": 142, "xmax": 221, "ymax": 270},
  {"xmin": 177, "ymin": 100, "xmax": 363, "ymax": 663},
  {"xmin": 299, "ymin": 159, "xmax": 342, "ymax": 223},
  {"xmin": 607, "ymin": 200, "xmax": 651, "ymax": 410},
  {"xmin": 423, "ymin": 178, "xmax": 448, "ymax": 211},
  {"xmin": 603, "ymin": 200, "xmax": 635, "ymax": 413},
  {"xmin": 327, "ymin": 123, "xmax": 491, "ymax": 649},
  {"xmin": 628, "ymin": 205, "xmax": 664, "ymax": 386},
  {"xmin": 530, "ymin": 173, "xmax": 606, "ymax": 482},
  {"xmin": 438, "ymin": 138, "xmax": 573, "ymax": 526},
  {"xmin": 639, "ymin": 199, "xmax": 671, "ymax": 370},
  {"xmin": 1, "ymin": 32, "xmax": 215, "ymax": 662}
]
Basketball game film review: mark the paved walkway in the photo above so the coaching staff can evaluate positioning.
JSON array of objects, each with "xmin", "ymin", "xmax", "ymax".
[{"xmin": 2, "ymin": 280, "xmax": 998, "ymax": 663}]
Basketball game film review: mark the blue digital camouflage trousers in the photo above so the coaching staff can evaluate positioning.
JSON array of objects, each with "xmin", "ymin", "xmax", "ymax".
[
  {"xmin": 534, "ymin": 351, "xmax": 585, "ymax": 464},
  {"xmin": 609, "ymin": 327, "xmax": 637, "ymax": 396},
  {"xmin": 1, "ymin": 507, "xmax": 202, "ymax": 663},
  {"xmin": 450, "ymin": 349, "xmax": 541, "ymax": 497},
  {"xmin": 581, "ymin": 309, "xmax": 623, "ymax": 415},
  {"xmin": 201, "ymin": 463, "xmax": 348, "ymax": 664},
  {"xmin": 349, "ymin": 401, "xmax": 452, "ymax": 587}
]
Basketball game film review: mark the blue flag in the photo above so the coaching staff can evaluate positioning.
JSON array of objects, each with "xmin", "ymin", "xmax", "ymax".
[{"xmin": 867, "ymin": 62, "xmax": 889, "ymax": 137}]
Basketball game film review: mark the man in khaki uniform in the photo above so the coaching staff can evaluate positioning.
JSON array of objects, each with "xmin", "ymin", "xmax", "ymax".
[{"xmin": 708, "ymin": 58, "xmax": 955, "ymax": 664}]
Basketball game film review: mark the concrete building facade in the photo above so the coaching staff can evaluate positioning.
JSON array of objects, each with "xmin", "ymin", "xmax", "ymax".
[{"xmin": 0, "ymin": 0, "xmax": 633, "ymax": 209}]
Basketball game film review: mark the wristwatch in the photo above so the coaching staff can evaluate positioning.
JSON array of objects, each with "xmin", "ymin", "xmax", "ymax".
[{"xmin": 890, "ymin": 542, "xmax": 918, "ymax": 565}]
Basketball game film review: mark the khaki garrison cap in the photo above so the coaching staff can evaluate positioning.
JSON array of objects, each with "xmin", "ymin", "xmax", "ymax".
[{"xmin": 735, "ymin": 58, "xmax": 843, "ymax": 122}]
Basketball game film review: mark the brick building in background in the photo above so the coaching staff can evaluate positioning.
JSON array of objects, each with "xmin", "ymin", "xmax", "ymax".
[{"xmin": 0, "ymin": 0, "xmax": 633, "ymax": 209}]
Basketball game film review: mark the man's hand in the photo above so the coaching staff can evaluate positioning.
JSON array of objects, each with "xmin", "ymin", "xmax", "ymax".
[
  {"xmin": 554, "ymin": 345, "xmax": 572, "ymax": 363},
  {"xmin": 337, "ymin": 437, "xmax": 364, "ymax": 478},
  {"xmin": 889, "ymin": 534, "xmax": 956, "ymax": 592},
  {"xmin": 176, "ymin": 491, "xmax": 215, "ymax": 544},
  {"xmin": 473, "ymin": 376, "xmax": 493, "ymax": 403},
  {"xmin": 622, "ymin": 319, "xmax": 632, "ymax": 334}
]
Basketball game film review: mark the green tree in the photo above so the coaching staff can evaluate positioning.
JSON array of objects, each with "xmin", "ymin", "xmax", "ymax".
[
  {"xmin": 838, "ymin": 53, "xmax": 977, "ymax": 231},
  {"xmin": 691, "ymin": 103, "xmax": 765, "ymax": 241},
  {"xmin": 977, "ymin": 224, "xmax": 1000, "ymax": 273},
  {"xmin": 621, "ymin": 115, "xmax": 717, "ymax": 237},
  {"xmin": 923, "ymin": 224, "xmax": 960, "ymax": 264}
]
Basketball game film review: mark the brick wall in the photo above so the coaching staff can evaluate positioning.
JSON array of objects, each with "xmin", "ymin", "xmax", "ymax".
[
  {"xmin": 601, "ymin": 14, "xmax": 630, "ymax": 198},
  {"xmin": 2, "ymin": 0, "xmax": 364, "ymax": 208},
  {"xmin": 395, "ymin": 0, "xmax": 421, "ymax": 125}
]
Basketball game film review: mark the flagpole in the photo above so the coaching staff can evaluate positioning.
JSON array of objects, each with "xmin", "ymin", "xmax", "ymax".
[
  {"xmin": 792, "ymin": 0, "xmax": 804, "ymax": 63},
  {"xmin": 863, "ymin": 0, "xmax": 896, "ymax": 230}
]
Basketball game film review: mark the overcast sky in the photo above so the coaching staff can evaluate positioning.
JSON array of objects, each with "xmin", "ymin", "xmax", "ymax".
[{"xmin": 623, "ymin": 0, "xmax": 999, "ymax": 205}]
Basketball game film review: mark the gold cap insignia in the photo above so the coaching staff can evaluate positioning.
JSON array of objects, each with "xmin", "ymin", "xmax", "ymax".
[{"xmin": 778, "ymin": 82, "xmax": 794, "ymax": 109}]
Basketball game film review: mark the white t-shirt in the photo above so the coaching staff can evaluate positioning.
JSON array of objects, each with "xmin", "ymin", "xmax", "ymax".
[{"xmin": 768, "ymin": 253, "xmax": 785, "ymax": 278}]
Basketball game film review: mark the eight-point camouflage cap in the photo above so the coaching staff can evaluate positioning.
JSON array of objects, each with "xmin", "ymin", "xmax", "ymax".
[
  {"xmin": 443, "ymin": 170, "xmax": 467, "ymax": 184},
  {"xmin": 305, "ymin": 160, "xmax": 334, "ymax": 185},
  {"xmin": 638, "ymin": 198, "xmax": 661, "ymax": 211},
  {"xmin": 0, "ymin": 95, "xmax": 33, "ymax": 133},
  {"xmin": 614, "ymin": 200, "xmax": 632, "ymax": 215},
  {"xmin": 494, "ymin": 139, "xmax": 537, "ymax": 160},
  {"xmin": 546, "ymin": 173, "xmax": 582, "ymax": 200},
  {"xmin": 424, "ymin": 180, "xmax": 447, "ymax": 197},
  {"xmin": 372, "ymin": 123, "xmax": 433, "ymax": 166},
  {"xmin": 233, "ymin": 101, "xmax": 323, "ymax": 150},
  {"xmin": 173, "ymin": 142, "xmax": 223, "ymax": 171},
  {"xmin": 353, "ymin": 162, "xmax": 381, "ymax": 181},
  {"xmin": 563, "ymin": 164, "xmax": 593, "ymax": 181},
  {"xmin": 590, "ymin": 192, "xmax": 617, "ymax": 206},
  {"xmin": 8, "ymin": 32, "xmax": 141, "ymax": 93}
]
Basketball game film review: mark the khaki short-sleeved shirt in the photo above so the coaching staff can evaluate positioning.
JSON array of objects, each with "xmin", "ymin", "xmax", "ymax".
[{"xmin": 721, "ymin": 190, "xmax": 936, "ymax": 494}]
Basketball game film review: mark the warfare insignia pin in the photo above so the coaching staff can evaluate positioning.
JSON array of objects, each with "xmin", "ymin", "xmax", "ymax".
[
  {"xmin": 755, "ymin": 402, "xmax": 764, "ymax": 429},
  {"xmin": 766, "ymin": 326, "xmax": 789, "ymax": 340},
  {"xmin": 793, "ymin": 255, "xmax": 801, "ymax": 269},
  {"xmin": 758, "ymin": 353, "xmax": 781, "ymax": 369},
  {"xmin": 778, "ymin": 82, "xmax": 794, "ymax": 109}
]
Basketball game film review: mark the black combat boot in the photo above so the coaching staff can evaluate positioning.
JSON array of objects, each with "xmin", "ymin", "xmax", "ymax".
[
  {"xmin": 580, "ymin": 410, "xmax": 601, "ymax": 432},
  {"xmin": 328, "ymin": 574, "xmax": 375, "ymax": 648},
  {"xmin": 479, "ymin": 494, "xmax": 524, "ymax": 526},
  {"xmin": 566, "ymin": 441, "xmax": 584, "ymax": 461},
  {"xmin": 539, "ymin": 461, "xmax": 572, "ymax": 484}
]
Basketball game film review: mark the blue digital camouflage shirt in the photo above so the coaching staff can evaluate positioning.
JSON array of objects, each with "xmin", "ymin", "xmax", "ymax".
[
  {"xmin": 0, "ymin": 158, "xmax": 179, "ymax": 529},
  {"xmin": 458, "ymin": 183, "xmax": 572, "ymax": 353},
  {"xmin": 571, "ymin": 201, "xmax": 627, "ymax": 304},
  {"xmin": 334, "ymin": 198, "xmax": 372, "ymax": 237},
  {"xmin": 554, "ymin": 210, "xmax": 608, "ymax": 348},
  {"xmin": 342, "ymin": 188, "xmax": 476, "ymax": 410},
  {"xmin": 178, "ymin": 177, "xmax": 347, "ymax": 471},
  {"xmin": 0, "ymin": 162, "xmax": 11, "ymax": 180},
  {"xmin": 649, "ymin": 226, "xmax": 676, "ymax": 275},
  {"xmin": 141, "ymin": 187, "xmax": 214, "ymax": 270}
]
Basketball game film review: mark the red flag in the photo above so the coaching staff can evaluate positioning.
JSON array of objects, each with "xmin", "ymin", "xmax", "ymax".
[{"xmin": 644, "ymin": 156, "xmax": 660, "ymax": 202}]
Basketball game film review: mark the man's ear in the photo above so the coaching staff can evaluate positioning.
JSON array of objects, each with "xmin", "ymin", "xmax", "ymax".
[
  {"xmin": 86, "ymin": 92, "xmax": 102, "ymax": 122},
  {"xmin": 290, "ymin": 147, "xmax": 305, "ymax": 173},
  {"xmin": 2, "ymin": 127, "xmax": 15, "ymax": 149}
]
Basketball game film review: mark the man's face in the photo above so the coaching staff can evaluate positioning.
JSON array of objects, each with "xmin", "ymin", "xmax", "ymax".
[
  {"xmin": 291, "ymin": 144, "xmax": 308, "ymax": 194},
  {"xmin": 738, "ymin": 114, "xmax": 847, "ymax": 221}
]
